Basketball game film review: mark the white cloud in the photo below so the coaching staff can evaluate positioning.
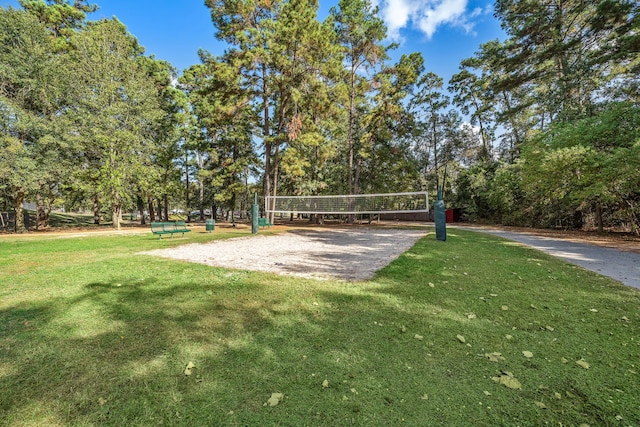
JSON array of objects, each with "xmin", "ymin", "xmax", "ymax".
[
  {"xmin": 380, "ymin": 0, "xmax": 490, "ymax": 40},
  {"xmin": 381, "ymin": 0, "xmax": 416, "ymax": 40}
]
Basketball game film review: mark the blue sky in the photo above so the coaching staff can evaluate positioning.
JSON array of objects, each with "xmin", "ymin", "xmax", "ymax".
[{"xmin": 2, "ymin": 0, "xmax": 505, "ymax": 84}]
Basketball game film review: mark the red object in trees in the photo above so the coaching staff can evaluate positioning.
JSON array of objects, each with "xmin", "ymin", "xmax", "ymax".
[{"xmin": 445, "ymin": 209, "xmax": 460, "ymax": 223}]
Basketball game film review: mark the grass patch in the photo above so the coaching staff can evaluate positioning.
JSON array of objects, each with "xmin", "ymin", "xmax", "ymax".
[{"xmin": 1, "ymin": 228, "xmax": 639, "ymax": 426}]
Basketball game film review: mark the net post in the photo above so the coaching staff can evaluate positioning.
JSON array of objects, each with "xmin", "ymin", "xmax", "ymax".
[
  {"xmin": 434, "ymin": 188, "xmax": 446, "ymax": 241},
  {"xmin": 251, "ymin": 193, "xmax": 259, "ymax": 234}
]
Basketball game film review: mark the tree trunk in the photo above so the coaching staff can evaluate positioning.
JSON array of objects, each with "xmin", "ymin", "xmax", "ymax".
[
  {"xmin": 347, "ymin": 64, "xmax": 356, "ymax": 224},
  {"xmin": 112, "ymin": 202, "xmax": 122, "ymax": 230},
  {"xmin": 46, "ymin": 189, "xmax": 54, "ymax": 225},
  {"xmin": 163, "ymin": 194, "xmax": 169, "ymax": 222},
  {"xmin": 432, "ymin": 116, "xmax": 440, "ymax": 191},
  {"xmin": 14, "ymin": 190, "xmax": 26, "ymax": 233},
  {"xmin": 474, "ymin": 98, "xmax": 490, "ymax": 161},
  {"xmin": 93, "ymin": 194, "xmax": 100, "ymax": 225},
  {"xmin": 501, "ymin": 91, "xmax": 522, "ymax": 161},
  {"xmin": 137, "ymin": 196, "xmax": 146, "ymax": 225},
  {"xmin": 354, "ymin": 157, "xmax": 362, "ymax": 197},
  {"xmin": 197, "ymin": 150, "xmax": 204, "ymax": 221},
  {"xmin": 110, "ymin": 187, "xmax": 122, "ymax": 230},
  {"xmin": 185, "ymin": 150, "xmax": 190, "ymax": 222},
  {"xmin": 36, "ymin": 192, "xmax": 47, "ymax": 230},
  {"xmin": 596, "ymin": 203, "xmax": 604, "ymax": 233},
  {"xmin": 262, "ymin": 64, "xmax": 272, "ymax": 226},
  {"xmin": 148, "ymin": 196, "xmax": 155, "ymax": 222},
  {"xmin": 270, "ymin": 144, "xmax": 280, "ymax": 224}
]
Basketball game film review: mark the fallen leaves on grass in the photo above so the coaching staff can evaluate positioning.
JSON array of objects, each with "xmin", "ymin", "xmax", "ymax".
[
  {"xmin": 184, "ymin": 361, "xmax": 195, "ymax": 376},
  {"xmin": 266, "ymin": 393, "xmax": 284, "ymax": 407},
  {"xmin": 535, "ymin": 401, "xmax": 547, "ymax": 409},
  {"xmin": 456, "ymin": 335, "xmax": 466, "ymax": 343},
  {"xmin": 522, "ymin": 351, "xmax": 534, "ymax": 358},
  {"xmin": 414, "ymin": 334, "xmax": 424, "ymax": 340},
  {"xmin": 485, "ymin": 352, "xmax": 505, "ymax": 362},
  {"xmin": 322, "ymin": 380, "xmax": 329, "ymax": 388},
  {"xmin": 492, "ymin": 372, "xmax": 522, "ymax": 390},
  {"xmin": 576, "ymin": 359, "xmax": 590, "ymax": 369}
]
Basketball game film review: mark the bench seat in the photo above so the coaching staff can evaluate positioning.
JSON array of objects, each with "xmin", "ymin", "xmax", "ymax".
[
  {"xmin": 151, "ymin": 221, "xmax": 191, "ymax": 239},
  {"xmin": 258, "ymin": 217, "xmax": 273, "ymax": 229}
]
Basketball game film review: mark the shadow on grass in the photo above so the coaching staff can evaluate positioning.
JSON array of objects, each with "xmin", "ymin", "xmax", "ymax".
[{"xmin": 1, "ymin": 230, "xmax": 639, "ymax": 426}]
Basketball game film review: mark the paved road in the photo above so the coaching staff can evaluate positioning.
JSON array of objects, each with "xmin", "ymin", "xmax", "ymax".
[{"xmin": 456, "ymin": 226, "xmax": 640, "ymax": 290}]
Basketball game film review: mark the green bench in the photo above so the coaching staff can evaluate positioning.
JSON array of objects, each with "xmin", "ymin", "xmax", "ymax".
[
  {"xmin": 150, "ymin": 221, "xmax": 192, "ymax": 239},
  {"xmin": 258, "ymin": 217, "xmax": 273, "ymax": 229}
]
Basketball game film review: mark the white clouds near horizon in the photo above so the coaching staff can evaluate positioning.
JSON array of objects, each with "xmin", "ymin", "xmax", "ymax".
[{"xmin": 379, "ymin": 0, "xmax": 490, "ymax": 41}]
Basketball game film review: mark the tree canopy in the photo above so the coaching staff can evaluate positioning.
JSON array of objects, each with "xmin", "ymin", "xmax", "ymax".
[{"xmin": 1, "ymin": 0, "xmax": 638, "ymax": 233}]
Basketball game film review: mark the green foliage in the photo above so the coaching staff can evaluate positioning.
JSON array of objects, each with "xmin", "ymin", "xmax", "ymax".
[
  {"xmin": 64, "ymin": 19, "xmax": 164, "ymax": 229},
  {"xmin": 331, "ymin": 0, "xmax": 391, "ymax": 196},
  {"xmin": 3, "ymin": 0, "xmax": 637, "ymax": 234},
  {"xmin": 447, "ymin": 1, "xmax": 638, "ymax": 231},
  {"xmin": 19, "ymin": 0, "xmax": 97, "ymax": 50},
  {"xmin": 519, "ymin": 102, "xmax": 640, "ymax": 231},
  {"xmin": 0, "ymin": 7, "xmax": 62, "ymax": 231},
  {"xmin": 453, "ymin": 161, "xmax": 498, "ymax": 222}
]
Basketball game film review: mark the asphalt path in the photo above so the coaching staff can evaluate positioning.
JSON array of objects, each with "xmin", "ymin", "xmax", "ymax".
[{"xmin": 456, "ymin": 226, "xmax": 640, "ymax": 290}]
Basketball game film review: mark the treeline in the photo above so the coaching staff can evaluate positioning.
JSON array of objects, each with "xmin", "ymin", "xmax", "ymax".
[
  {"xmin": 1, "ymin": 1, "xmax": 185, "ymax": 232},
  {"xmin": 451, "ymin": 0, "xmax": 640, "ymax": 233},
  {"xmin": 1, "ymin": 0, "xmax": 638, "ymax": 233}
]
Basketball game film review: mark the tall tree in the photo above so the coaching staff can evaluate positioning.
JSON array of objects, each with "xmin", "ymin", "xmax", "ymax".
[
  {"xmin": 205, "ymin": 0, "xmax": 279, "ymax": 221},
  {"xmin": 357, "ymin": 53, "xmax": 424, "ymax": 194},
  {"xmin": 19, "ymin": 0, "xmax": 96, "ymax": 50},
  {"xmin": 205, "ymin": 0, "xmax": 339, "ymax": 222},
  {"xmin": 409, "ymin": 72, "xmax": 450, "ymax": 194},
  {"xmin": 64, "ymin": 19, "xmax": 162, "ymax": 230},
  {"xmin": 330, "ymin": 0, "xmax": 388, "ymax": 198},
  {"xmin": 0, "ymin": 8, "xmax": 59, "ymax": 232},
  {"xmin": 18, "ymin": 0, "xmax": 97, "ymax": 229},
  {"xmin": 180, "ymin": 52, "xmax": 258, "ymax": 220},
  {"xmin": 449, "ymin": 58, "xmax": 494, "ymax": 161},
  {"xmin": 137, "ymin": 55, "xmax": 187, "ymax": 223},
  {"xmin": 494, "ymin": 0, "xmax": 638, "ymax": 121}
]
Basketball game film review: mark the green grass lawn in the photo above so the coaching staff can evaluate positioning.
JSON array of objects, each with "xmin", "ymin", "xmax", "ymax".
[{"xmin": 1, "ymin": 227, "xmax": 639, "ymax": 426}]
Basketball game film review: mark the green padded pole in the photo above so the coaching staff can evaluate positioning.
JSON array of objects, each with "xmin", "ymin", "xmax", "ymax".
[
  {"xmin": 252, "ymin": 193, "xmax": 259, "ymax": 234},
  {"xmin": 434, "ymin": 187, "xmax": 446, "ymax": 241}
]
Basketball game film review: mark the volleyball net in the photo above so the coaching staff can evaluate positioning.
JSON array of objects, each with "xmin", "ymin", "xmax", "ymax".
[{"xmin": 265, "ymin": 191, "xmax": 429, "ymax": 215}]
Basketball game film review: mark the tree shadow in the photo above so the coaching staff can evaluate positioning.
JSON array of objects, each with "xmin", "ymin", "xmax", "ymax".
[{"xmin": 1, "ymin": 231, "xmax": 639, "ymax": 426}]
